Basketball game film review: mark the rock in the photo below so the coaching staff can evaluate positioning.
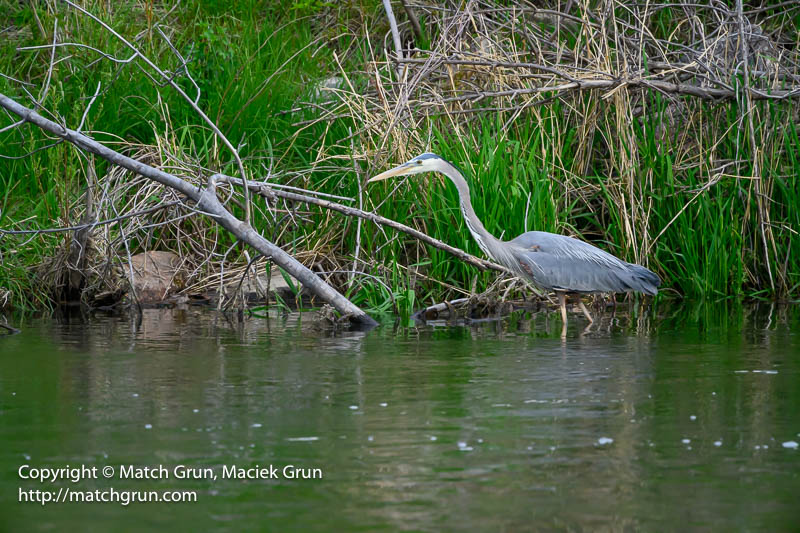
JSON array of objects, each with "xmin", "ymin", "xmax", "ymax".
[
  {"xmin": 126, "ymin": 251, "xmax": 184, "ymax": 304},
  {"xmin": 232, "ymin": 268, "xmax": 300, "ymax": 303}
]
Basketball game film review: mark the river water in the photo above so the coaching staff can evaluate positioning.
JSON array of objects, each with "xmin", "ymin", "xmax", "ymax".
[{"xmin": 1, "ymin": 303, "xmax": 798, "ymax": 531}]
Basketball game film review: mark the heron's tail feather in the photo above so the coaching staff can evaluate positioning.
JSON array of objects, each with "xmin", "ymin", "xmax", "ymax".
[{"xmin": 624, "ymin": 264, "xmax": 661, "ymax": 296}]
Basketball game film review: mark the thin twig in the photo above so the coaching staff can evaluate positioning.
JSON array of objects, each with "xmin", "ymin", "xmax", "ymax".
[
  {"xmin": 37, "ymin": 19, "xmax": 58, "ymax": 106},
  {"xmin": 0, "ymin": 201, "xmax": 182, "ymax": 235}
]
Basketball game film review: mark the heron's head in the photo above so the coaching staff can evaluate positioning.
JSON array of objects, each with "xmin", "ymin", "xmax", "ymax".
[{"xmin": 367, "ymin": 153, "xmax": 445, "ymax": 183}]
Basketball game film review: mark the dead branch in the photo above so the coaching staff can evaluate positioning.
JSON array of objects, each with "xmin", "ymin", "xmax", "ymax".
[
  {"xmin": 386, "ymin": 58, "xmax": 800, "ymax": 102},
  {"xmin": 0, "ymin": 321, "xmax": 21, "ymax": 335},
  {"xmin": 413, "ymin": 297, "xmax": 471, "ymax": 318},
  {"xmin": 382, "ymin": 0, "xmax": 404, "ymax": 64}
]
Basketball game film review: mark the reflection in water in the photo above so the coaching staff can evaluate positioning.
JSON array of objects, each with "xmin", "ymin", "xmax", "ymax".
[{"xmin": 0, "ymin": 302, "xmax": 798, "ymax": 531}]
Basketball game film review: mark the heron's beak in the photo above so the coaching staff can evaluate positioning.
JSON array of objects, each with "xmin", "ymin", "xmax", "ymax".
[{"xmin": 367, "ymin": 162, "xmax": 415, "ymax": 183}]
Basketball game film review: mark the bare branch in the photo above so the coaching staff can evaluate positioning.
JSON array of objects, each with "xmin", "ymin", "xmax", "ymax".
[
  {"xmin": 0, "ymin": 321, "xmax": 21, "ymax": 335},
  {"xmin": 77, "ymin": 81, "xmax": 101, "ymax": 132},
  {"xmin": 382, "ymin": 0, "xmax": 404, "ymax": 64}
]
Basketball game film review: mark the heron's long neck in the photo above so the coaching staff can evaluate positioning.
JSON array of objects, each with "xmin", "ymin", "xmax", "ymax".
[{"xmin": 440, "ymin": 162, "xmax": 501, "ymax": 259}]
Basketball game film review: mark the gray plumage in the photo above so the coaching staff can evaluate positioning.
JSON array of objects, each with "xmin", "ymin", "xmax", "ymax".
[
  {"xmin": 508, "ymin": 231, "xmax": 661, "ymax": 295},
  {"xmin": 368, "ymin": 152, "xmax": 661, "ymax": 298}
]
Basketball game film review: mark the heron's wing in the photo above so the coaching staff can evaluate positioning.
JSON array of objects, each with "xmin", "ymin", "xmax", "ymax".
[{"xmin": 509, "ymin": 231, "xmax": 660, "ymax": 294}]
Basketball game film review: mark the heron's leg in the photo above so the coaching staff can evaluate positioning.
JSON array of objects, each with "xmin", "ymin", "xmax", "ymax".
[
  {"xmin": 556, "ymin": 292, "xmax": 567, "ymax": 336},
  {"xmin": 578, "ymin": 300, "xmax": 594, "ymax": 323},
  {"xmin": 557, "ymin": 292, "xmax": 567, "ymax": 323}
]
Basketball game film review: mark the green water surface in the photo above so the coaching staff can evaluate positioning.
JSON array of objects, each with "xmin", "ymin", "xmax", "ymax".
[{"xmin": 1, "ymin": 304, "xmax": 799, "ymax": 531}]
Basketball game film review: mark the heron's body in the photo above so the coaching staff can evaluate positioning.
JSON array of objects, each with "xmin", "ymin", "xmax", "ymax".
[
  {"xmin": 368, "ymin": 153, "xmax": 661, "ymax": 332},
  {"xmin": 505, "ymin": 231, "xmax": 660, "ymax": 295}
]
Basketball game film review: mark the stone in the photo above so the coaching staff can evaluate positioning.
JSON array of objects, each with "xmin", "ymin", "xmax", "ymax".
[{"xmin": 126, "ymin": 251, "xmax": 183, "ymax": 303}]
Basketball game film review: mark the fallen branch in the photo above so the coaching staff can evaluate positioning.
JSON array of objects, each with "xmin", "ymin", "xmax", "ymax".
[
  {"xmin": 0, "ymin": 321, "xmax": 21, "ymax": 335},
  {"xmin": 413, "ymin": 297, "xmax": 471, "ymax": 319},
  {"xmin": 0, "ymin": 92, "xmax": 378, "ymax": 326}
]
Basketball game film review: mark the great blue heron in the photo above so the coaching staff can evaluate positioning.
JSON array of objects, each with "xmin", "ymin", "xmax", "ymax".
[{"xmin": 368, "ymin": 153, "xmax": 661, "ymax": 331}]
